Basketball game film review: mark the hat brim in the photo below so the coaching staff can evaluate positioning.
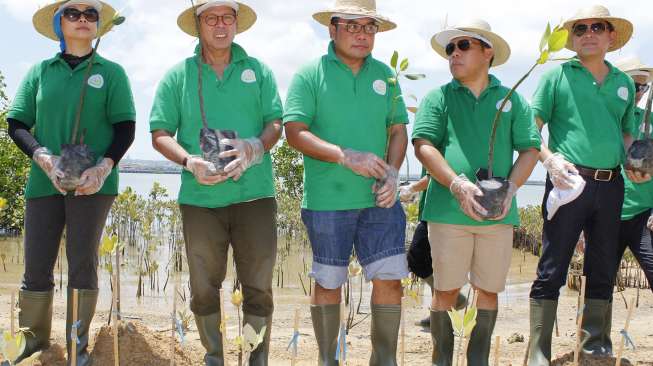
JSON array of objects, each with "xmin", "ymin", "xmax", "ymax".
[
  {"xmin": 623, "ymin": 67, "xmax": 653, "ymax": 83},
  {"xmin": 312, "ymin": 9, "xmax": 396, "ymax": 32},
  {"xmin": 430, "ymin": 27, "xmax": 511, "ymax": 67},
  {"xmin": 177, "ymin": 2, "xmax": 256, "ymax": 37},
  {"xmin": 563, "ymin": 16, "xmax": 633, "ymax": 52},
  {"xmin": 33, "ymin": 0, "xmax": 116, "ymax": 41}
]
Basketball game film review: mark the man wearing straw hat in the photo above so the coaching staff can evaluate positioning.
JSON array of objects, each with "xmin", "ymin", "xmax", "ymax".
[
  {"xmin": 413, "ymin": 19, "xmax": 540, "ymax": 365},
  {"xmin": 149, "ymin": 1, "xmax": 282, "ymax": 364},
  {"xmin": 284, "ymin": 0, "xmax": 409, "ymax": 364},
  {"xmin": 527, "ymin": 5, "xmax": 648, "ymax": 364}
]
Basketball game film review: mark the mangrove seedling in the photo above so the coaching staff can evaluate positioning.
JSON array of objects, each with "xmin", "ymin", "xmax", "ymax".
[
  {"xmin": 478, "ymin": 22, "xmax": 568, "ymax": 219},
  {"xmin": 448, "ymin": 305, "xmax": 478, "ymax": 366},
  {"xmin": 625, "ymin": 82, "xmax": 653, "ymax": 175}
]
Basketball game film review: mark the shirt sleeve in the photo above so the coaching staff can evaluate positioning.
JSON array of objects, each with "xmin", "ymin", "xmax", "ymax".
[
  {"xmin": 7, "ymin": 63, "xmax": 40, "ymax": 128},
  {"xmin": 530, "ymin": 67, "xmax": 558, "ymax": 125},
  {"xmin": 621, "ymin": 78, "xmax": 637, "ymax": 135},
  {"xmin": 511, "ymin": 93, "xmax": 542, "ymax": 151},
  {"xmin": 106, "ymin": 64, "xmax": 137, "ymax": 124},
  {"xmin": 283, "ymin": 65, "xmax": 316, "ymax": 127},
  {"xmin": 149, "ymin": 68, "xmax": 182, "ymax": 135},
  {"xmin": 258, "ymin": 61, "xmax": 283, "ymax": 124},
  {"xmin": 412, "ymin": 88, "xmax": 447, "ymax": 148}
]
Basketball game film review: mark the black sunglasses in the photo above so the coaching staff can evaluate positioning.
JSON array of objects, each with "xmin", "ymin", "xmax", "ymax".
[
  {"xmin": 62, "ymin": 7, "xmax": 99, "ymax": 23},
  {"xmin": 445, "ymin": 39, "xmax": 487, "ymax": 56},
  {"xmin": 572, "ymin": 22, "xmax": 612, "ymax": 37},
  {"xmin": 635, "ymin": 83, "xmax": 650, "ymax": 94}
]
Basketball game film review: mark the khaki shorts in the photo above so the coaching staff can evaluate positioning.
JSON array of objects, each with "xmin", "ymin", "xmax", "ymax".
[{"xmin": 427, "ymin": 223, "xmax": 513, "ymax": 293}]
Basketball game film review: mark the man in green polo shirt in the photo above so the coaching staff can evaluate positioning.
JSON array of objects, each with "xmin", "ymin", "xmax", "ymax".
[
  {"xmin": 149, "ymin": 1, "xmax": 282, "ymax": 364},
  {"xmin": 527, "ymin": 6, "xmax": 649, "ymax": 364},
  {"xmin": 283, "ymin": 0, "xmax": 409, "ymax": 364},
  {"xmin": 413, "ymin": 19, "xmax": 540, "ymax": 365}
]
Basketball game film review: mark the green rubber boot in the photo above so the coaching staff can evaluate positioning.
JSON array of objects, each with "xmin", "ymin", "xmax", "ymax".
[
  {"xmin": 14, "ymin": 290, "xmax": 54, "ymax": 364},
  {"xmin": 581, "ymin": 299, "xmax": 612, "ymax": 355},
  {"xmin": 466, "ymin": 309, "xmax": 498, "ymax": 366},
  {"xmin": 194, "ymin": 312, "xmax": 224, "ymax": 366},
  {"xmin": 370, "ymin": 304, "xmax": 401, "ymax": 366},
  {"xmin": 527, "ymin": 299, "xmax": 557, "ymax": 366},
  {"xmin": 244, "ymin": 313, "xmax": 272, "ymax": 366},
  {"xmin": 431, "ymin": 310, "xmax": 454, "ymax": 366},
  {"xmin": 311, "ymin": 304, "xmax": 340, "ymax": 366},
  {"xmin": 66, "ymin": 288, "xmax": 98, "ymax": 366}
]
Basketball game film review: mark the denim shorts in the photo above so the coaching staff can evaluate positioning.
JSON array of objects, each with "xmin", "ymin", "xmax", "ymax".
[{"xmin": 301, "ymin": 201, "xmax": 408, "ymax": 289}]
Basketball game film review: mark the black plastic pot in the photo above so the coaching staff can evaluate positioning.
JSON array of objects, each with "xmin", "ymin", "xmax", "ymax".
[
  {"xmin": 200, "ymin": 128, "xmax": 237, "ymax": 176},
  {"xmin": 55, "ymin": 143, "xmax": 96, "ymax": 191},
  {"xmin": 625, "ymin": 139, "xmax": 653, "ymax": 176},
  {"xmin": 474, "ymin": 169, "xmax": 510, "ymax": 219}
]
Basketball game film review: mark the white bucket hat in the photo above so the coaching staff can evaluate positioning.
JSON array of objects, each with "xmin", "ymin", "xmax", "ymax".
[
  {"xmin": 614, "ymin": 57, "xmax": 653, "ymax": 83},
  {"xmin": 313, "ymin": 0, "xmax": 396, "ymax": 32},
  {"xmin": 32, "ymin": 0, "xmax": 116, "ymax": 41},
  {"xmin": 563, "ymin": 5, "xmax": 633, "ymax": 52},
  {"xmin": 431, "ymin": 19, "xmax": 511, "ymax": 67},
  {"xmin": 177, "ymin": 0, "xmax": 257, "ymax": 37}
]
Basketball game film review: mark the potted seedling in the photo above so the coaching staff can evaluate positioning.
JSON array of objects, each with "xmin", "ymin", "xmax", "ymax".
[
  {"xmin": 55, "ymin": 13, "xmax": 126, "ymax": 191},
  {"xmin": 476, "ymin": 23, "xmax": 569, "ymax": 218},
  {"xmin": 625, "ymin": 83, "xmax": 653, "ymax": 175}
]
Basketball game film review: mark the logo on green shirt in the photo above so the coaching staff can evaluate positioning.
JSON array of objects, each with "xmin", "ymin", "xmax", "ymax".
[
  {"xmin": 372, "ymin": 79, "xmax": 387, "ymax": 95},
  {"xmin": 87, "ymin": 74, "xmax": 104, "ymax": 89},
  {"xmin": 241, "ymin": 69, "xmax": 256, "ymax": 83}
]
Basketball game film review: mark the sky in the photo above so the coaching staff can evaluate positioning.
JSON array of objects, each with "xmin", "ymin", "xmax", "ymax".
[{"xmin": 1, "ymin": 0, "xmax": 652, "ymax": 180}]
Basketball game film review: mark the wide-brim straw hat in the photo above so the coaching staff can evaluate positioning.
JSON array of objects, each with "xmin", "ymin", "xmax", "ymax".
[
  {"xmin": 178, "ymin": 0, "xmax": 257, "ymax": 37},
  {"xmin": 614, "ymin": 57, "xmax": 653, "ymax": 83},
  {"xmin": 33, "ymin": 0, "xmax": 116, "ymax": 41},
  {"xmin": 431, "ymin": 19, "xmax": 511, "ymax": 67},
  {"xmin": 563, "ymin": 5, "xmax": 633, "ymax": 52},
  {"xmin": 313, "ymin": 0, "xmax": 396, "ymax": 32}
]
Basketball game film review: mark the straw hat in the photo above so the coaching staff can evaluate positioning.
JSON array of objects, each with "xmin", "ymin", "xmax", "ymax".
[
  {"xmin": 33, "ymin": 0, "xmax": 116, "ymax": 41},
  {"xmin": 313, "ymin": 0, "xmax": 396, "ymax": 32},
  {"xmin": 177, "ymin": 0, "xmax": 257, "ymax": 37},
  {"xmin": 431, "ymin": 19, "xmax": 511, "ymax": 67},
  {"xmin": 614, "ymin": 57, "xmax": 653, "ymax": 83},
  {"xmin": 563, "ymin": 5, "xmax": 633, "ymax": 52}
]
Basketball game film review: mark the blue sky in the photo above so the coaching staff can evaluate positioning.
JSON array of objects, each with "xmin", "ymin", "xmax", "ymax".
[{"xmin": 1, "ymin": 0, "xmax": 652, "ymax": 180}]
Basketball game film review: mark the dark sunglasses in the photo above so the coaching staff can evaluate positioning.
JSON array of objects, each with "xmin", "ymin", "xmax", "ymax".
[
  {"xmin": 445, "ymin": 39, "xmax": 487, "ymax": 56},
  {"xmin": 62, "ymin": 7, "xmax": 99, "ymax": 23},
  {"xmin": 572, "ymin": 22, "xmax": 612, "ymax": 37},
  {"xmin": 635, "ymin": 83, "xmax": 650, "ymax": 94}
]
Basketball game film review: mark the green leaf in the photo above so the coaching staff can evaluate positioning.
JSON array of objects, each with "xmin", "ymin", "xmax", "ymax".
[
  {"xmin": 388, "ymin": 77, "xmax": 397, "ymax": 86},
  {"xmin": 539, "ymin": 23, "xmax": 551, "ymax": 53},
  {"xmin": 112, "ymin": 15, "xmax": 126, "ymax": 25},
  {"xmin": 447, "ymin": 309, "xmax": 463, "ymax": 333},
  {"xmin": 463, "ymin": 306, "xmax": 477, "ymax": 326},
  {"xmin": 463, "ymin": 319, "xmax": 477, "ymax": 337},
  {"xmin": 390, "ymin": 51, "xmax": 399, "ymax": 69},
  {"xmin": 537, "ymin": 50, "xmax": 550, "ymax": 64},
  {"xmin": 400, "ymin": 58, "xmax": 409, "ymax": 72},
  {"xmin": 404, "ymin": 73, "xmax": 426, "ymax": 80},
  {"xmin": 547, "ymin": 28, "xmax": 568, "ymax": 53}
]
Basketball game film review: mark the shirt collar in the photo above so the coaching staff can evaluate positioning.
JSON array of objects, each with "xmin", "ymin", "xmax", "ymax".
[
  {"xmin": 193, "ymin": 42, "xmax": 249, "ymax": 64},
  {"xmin": 568, "ymin": 57, "xmax": 621, "ymax": 77},
  {"xmin": 451, "ymin": 74, "xmax": 501, "ymax": 91},
  {"xmin": 48, "ymin": 52, "xmax": 106, "ymax": 66}
]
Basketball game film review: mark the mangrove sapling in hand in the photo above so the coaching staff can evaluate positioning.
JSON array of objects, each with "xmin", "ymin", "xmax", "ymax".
[{"xmin": 625, "ymin": 81, "xmax": 653, "ymax": 176}]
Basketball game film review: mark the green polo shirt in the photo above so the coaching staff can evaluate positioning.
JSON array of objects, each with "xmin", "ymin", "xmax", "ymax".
[
  {"xmin": 149, "ymin": 43, "xmax": 282, "ymax": 208},
  {"xmin": 531, "ymin": 59, "xmax": 636, "ymax": 169},
  {"xmin": 622, "ymin": 107, "xmax": 653, "ymax": 220},
  {"xmin": 283, "ymin": 41, "xmax": 409, "ymax": 211},
  {"xmin": 8, "ymin": 53, "xmax": 136, "ymax": 199},
  {"xmin": 412, "ymin": 75, "xmax": 541, "ymax": 226}
]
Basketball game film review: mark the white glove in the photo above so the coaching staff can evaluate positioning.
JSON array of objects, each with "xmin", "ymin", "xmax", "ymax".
[
  {"xmin": 489, "ymin": 180, "xmax": 518, "ymax": 221},
  {"xmin": 33, "ymin": 147, "xmax": 66, "ymax": 194},
  {"xmin": 450, "ymin": 174, "xmax": 487, "ymax": 221},
  {"xmin": 374, "ymin": 166, "xmax": 399, "ymax": 208},
  {"xmin": 543, "ymin": 153, "xmax": 579, "ymax": 190},
  {"xmin": 75, "ymin": 158, "xmax": 114, "ymax": 196},
  {"xmin": 219, "ymin": 137, "xmax": 265, "ymax": 182},
  {"xmin": 339, "ymin": 148, "xmax": 388, "ymax": 179},
  {"xmin": 399, "ymin": 183, "xmax": 420, "ymax": 203},
  {"xmin": 647, "ymin": 215, "xmax": 653, "ymax": 231},
  {"xmin": 185, "ymin": 156, "xmax": 226, "ymax": 186}
]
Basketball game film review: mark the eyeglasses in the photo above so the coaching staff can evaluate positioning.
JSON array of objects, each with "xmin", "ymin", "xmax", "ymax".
[
  {"xmin": 334, "ymin": 22, "xmax": 379, "ymax": 35},
  {"xmin": 572, "ymin": 22, "xmax": 612, "ymax": 37},
  {"xmin": 635, "ymin": 83, "xmax": 650, "ymax": 94},
  {"xmin": 62, "ymin": 8, "xmax": 99, "ymax": 23},
  {"xmin": 200, "ymin": 13, "xmax": 237, "ymax": 27},
  {"xmin": 445, "ymin": 39, "xmax": 486, "ymax": 56}
]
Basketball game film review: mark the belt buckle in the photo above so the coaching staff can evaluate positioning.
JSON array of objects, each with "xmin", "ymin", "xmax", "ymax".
[{"xmin": 594, "ymin": 169, "xmax": 613, "ymax": 182}]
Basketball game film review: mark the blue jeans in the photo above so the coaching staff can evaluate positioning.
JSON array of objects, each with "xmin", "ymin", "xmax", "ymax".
[{"xmin": 301, "ymin": 201, "xmax": 408, "ymax": 289}]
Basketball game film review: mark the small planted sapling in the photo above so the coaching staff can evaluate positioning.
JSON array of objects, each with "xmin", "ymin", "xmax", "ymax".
[
  {"xmin": 55, "ymin": 14, "xmax": 126, "ymax": 191},
  {"xmin": 476, "ymin": 23, "xmax": 568, "ymax": 218},
  {"xmin": 625, "ymin": 83, "xmax": 653, "ymax": 175}
]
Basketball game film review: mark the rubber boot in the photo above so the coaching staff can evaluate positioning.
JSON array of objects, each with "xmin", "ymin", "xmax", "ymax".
[
  {"xmin": 416, "ymin": 293, "xmax": 466, "ymax": 328},
  {"xmin": 66, "ymin": 288, "xmax": 98, "ymax": 366},
  {"xmin": 466, "ymin": 309, "xmax": 498, "ymax": 366},
  {"xmin": 370, "ymin": 304, "xmax": 401, "ymax": 366},
  {"xmin": 244, "ymin": 313, "xmax": 272, "ymax": 366},
  {"xmin": 194, "ymin": 312, "xmax": 224, "ymax": 366},
  {"xmin": 431, "ymin": 310, "xmax": 454, "ymax": 366},
  {"xmin": 581, "ymin": 298, "xmax": 612, "ymax": 355},
  {"xmin": 311, "ymin": 304, "xmax": 340, "ymax": 366},
  {"xmin": 602, "ymin": 300, "xmax": 613, "ymax": 355},
  {"xmin": 14, "ymin": 290, "xmax": 54, "ymax": 364},
  {"xmin": 527, "ymin": 299, "xmax": 557, "ymax": 366}
]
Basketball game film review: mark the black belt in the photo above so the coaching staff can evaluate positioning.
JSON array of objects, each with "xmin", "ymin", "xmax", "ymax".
[{"xmin": 574, "ymin": 165, "xmax": 621, "ymax": 182}]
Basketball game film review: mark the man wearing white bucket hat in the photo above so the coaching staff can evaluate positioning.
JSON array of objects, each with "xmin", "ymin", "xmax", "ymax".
[
  {"xmin": 284, "ymin": 0, "xmax": 409, "ymax": 364},
  {"xmin": 527, "ymin": 5, "xmax": 647, "ymax": 364},
  {"xmin": 149, "ymin": 1, "xmax": 282, "ymax": 364},
  {"xmin": 413, "ymin": 19, "xmax": 540, "ymax": 365}
]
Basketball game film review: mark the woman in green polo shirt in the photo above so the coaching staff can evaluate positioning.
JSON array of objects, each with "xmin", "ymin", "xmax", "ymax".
[{"xmin": 7, "ymin": 1, "xmax": 135, "ymax": 364}]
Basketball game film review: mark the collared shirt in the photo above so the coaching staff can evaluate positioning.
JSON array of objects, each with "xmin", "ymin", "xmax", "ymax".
[
  {"xmin": 531, "ymin": 58, "xmax": 637, "ymax": 169},
  {"xmin": 412, "ymin": 75, "xmax": 541, "ymax": 226},
  {"xmin": 8, "ymin": 52, "xmax": 136, "ymax": 199},
  {"xmin": 149, "ymin": 43, "xmax": 282, "ymax": 208},
  {"xmin": 622, "ymin": 106, "xmax": 653, "ymax": 220},
  {"xmin": 283, "ymin": 41, "xmax": 409, "ymax": 211}
]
